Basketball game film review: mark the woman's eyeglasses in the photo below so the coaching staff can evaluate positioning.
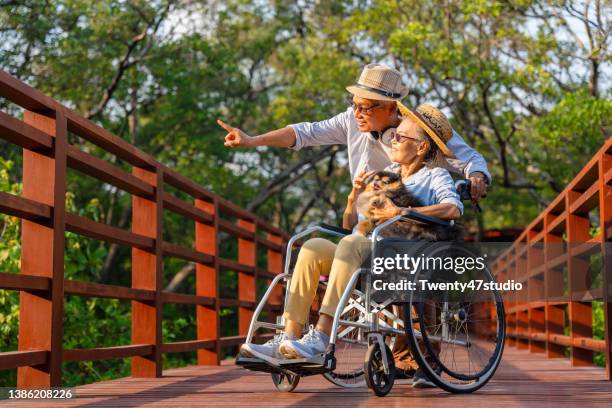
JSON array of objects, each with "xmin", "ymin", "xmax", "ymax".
[{"xmin": 392, "ymin": 130, "xmax": 421, "ymax": 144}]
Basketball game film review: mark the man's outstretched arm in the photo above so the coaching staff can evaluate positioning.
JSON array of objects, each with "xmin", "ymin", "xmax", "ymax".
[
  {"xmin": 219, "ymin": 110, "xmax": 349, "ymax": 151},
  {"xmin": 218, "ymin": 119, "xmax": 297, "ymax": 148}
]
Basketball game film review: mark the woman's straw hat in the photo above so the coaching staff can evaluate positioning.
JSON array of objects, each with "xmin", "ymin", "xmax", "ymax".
[
  {"xmin": 397, "ymin": 102, "xmax": 455, "ymax": 158},
  {"xmin": 346, "ymin": 63, "xmax": 409, "ymax": 102}
]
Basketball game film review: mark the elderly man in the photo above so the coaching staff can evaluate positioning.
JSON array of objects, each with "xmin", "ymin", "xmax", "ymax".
[{"xmin": 219, "ymin": 63, "xmax": 491, "ymax": 388}]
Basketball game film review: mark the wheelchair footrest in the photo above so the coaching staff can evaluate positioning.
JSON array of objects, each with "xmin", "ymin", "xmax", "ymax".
[
  {"xmin": 235, "ymin": 354, "xmax": 330, "ymax": 377},
  {"xmin": 278, "ymin": 354, "xmax": 329, "ymax": 376},
  {"xmin": 236, "ymin": 356, "xmax": 282, "ymax": 374}
]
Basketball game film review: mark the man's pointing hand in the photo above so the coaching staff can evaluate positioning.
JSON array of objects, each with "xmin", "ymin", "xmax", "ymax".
[{"xmin": 217, "ymin": 119, "xmax": 254, "ymax": 148}]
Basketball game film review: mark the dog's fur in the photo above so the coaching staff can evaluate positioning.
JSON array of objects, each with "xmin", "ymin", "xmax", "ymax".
[{"xmin": 355, "ymin": 171, "xmax": 463, "ymax": 241}]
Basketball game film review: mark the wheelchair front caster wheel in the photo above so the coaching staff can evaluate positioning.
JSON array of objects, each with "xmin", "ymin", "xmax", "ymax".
[
  {"xmin": 364, "ymin": 343, "xmax": 395, "ymax": 396},
  {"xmin": 271, "ymin": 372, "xmax": 300, "ymax": 392}
]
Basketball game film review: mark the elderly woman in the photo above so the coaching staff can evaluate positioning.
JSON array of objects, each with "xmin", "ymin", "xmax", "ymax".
[{"xmin": 240, "ymin": 104, "xmax": 462, "ymax": 382}]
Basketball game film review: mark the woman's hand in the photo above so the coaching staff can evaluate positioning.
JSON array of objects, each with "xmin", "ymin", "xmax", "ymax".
[
  {"xmin": 348, "ymin": 170, "xmax": 375, "ymax": 202},
  {"xmin": 370, "ymin": 198, "xmax": 402, "ymax": 220}
]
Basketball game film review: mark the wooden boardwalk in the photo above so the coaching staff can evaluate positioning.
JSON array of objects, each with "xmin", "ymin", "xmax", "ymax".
[{"xmin": 3, "ymin": 347, "xmax": 611, "ymax": 407}]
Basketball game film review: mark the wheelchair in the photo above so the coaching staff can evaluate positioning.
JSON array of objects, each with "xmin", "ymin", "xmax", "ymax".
[{"xmin": 236, "ymin": 181, "xmax": 505, "ymax": 396}]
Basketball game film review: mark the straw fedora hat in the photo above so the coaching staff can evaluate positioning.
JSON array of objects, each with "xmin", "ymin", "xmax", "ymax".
[
  {"xmin": 346, "ymin": 63, "xmax": 409, "ymax": 102},
  {"xmin": 397, "ymin": 102, "xmax": 455, "ymax": 158}
]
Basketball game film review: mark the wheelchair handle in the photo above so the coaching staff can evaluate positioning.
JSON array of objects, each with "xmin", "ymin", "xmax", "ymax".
[{"xmin": 455, "ymin": 179, "xmax": 484, "ymax": 213}]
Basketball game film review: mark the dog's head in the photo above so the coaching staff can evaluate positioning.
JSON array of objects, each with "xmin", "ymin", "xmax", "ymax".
[{"xmin": 364, "ymin": 171, "xmax": 403, "ymax": 193}]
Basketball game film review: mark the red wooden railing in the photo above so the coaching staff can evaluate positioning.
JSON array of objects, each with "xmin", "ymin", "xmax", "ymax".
[
  {"xmin": 492, "ymin": 138, "xmax": 612, "ymax": 379},
  {"xmin": 0, "ymin": 70, "xmax": 288, "ymax": 387}
]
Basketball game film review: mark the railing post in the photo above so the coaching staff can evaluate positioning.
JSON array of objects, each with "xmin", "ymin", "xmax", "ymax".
[
  {"xmin": 131, "ymin": 166, "xmax": 163, "ymax": 377},
  {"xmin": 238, "ymin": 220, "xmax": 256, "ymax": 336},
  {"xmin": 566, "ymin": 190, "xmax": 593, "ymax": 366},
  {"xmin": 528, "ymin": 230, "xmax": 545, "ymax": 353},
  {"xmin": 598, "ymin": 152, "xmax": 612, "ymax": 379},
  {"xmin": 517, "ymin": 245, "xmax": 529, "ymax": 350},
  {"xmin": 544, "ymin": 213, "xmax": 566, "ymax": 358},
  {"xmin": 18, "ymin": 110, "xmax": 67, "ymax": 387},
  {"xmin": 511, "ymin": 249, "xmax": 518, "ymax": 348},
  {"xmin": 196, "ymin": 198, "xmax": 220, "ymax": 364}
]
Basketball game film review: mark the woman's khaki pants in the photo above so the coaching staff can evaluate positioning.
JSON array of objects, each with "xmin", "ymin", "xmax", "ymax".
[
  {"xmin": 281, "ymin": 233, "xmax": 433, "ymax": 371},
  {"xmin": 283, "ymin": 234, "xmax": 370, "ymax": 324}
]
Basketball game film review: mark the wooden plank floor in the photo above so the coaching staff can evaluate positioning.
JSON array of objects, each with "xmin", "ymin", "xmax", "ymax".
[{"xmin": 3, "ymin": 347, "xmax": 611, "ymax": 407}]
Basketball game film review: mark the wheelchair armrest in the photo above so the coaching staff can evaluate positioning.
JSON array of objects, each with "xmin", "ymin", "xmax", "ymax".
[
  {"xmin": 401, "ymin": 210, "xmax": 451, "ymax": 227},
  {"xmin": 318, "ymin": 222, "xmax": 352, "ymax": 236}
]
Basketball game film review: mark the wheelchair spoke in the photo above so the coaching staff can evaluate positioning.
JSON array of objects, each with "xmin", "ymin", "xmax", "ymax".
[
  {"xmin": 324, "ymin": 290, "xmax": 369, "ymax": 388},
  {"xmin": 411, "ymin": 281, "xmax": 504, "ymax": 387}
]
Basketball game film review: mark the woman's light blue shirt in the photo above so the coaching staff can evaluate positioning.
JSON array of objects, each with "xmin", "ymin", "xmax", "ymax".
[
  {"xmin": 353, "ymin": 164, "xmax": 463, "ymax": 236},
  {"xmin": 384, "ymin": 163, "xmax": 463, "ymax": 215}
]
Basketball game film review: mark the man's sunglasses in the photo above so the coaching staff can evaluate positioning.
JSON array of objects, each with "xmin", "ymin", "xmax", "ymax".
[{"xmin": 348, "ymin": 99, "xmax": 383, "ymax": 115}]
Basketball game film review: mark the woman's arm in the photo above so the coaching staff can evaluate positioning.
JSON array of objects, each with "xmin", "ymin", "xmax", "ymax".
[
  {"xmin": 372, "ymin": 202, "xmax": 460, "ymax": 222},
  {"xmin": 342, "ymin": 196, "xmax": 358, "ymax": 229},
  {"xmin": 407, "ymin": 203, "xmax": 460, "ymax": 220},
  {"xmin": 342, "ymin": 169, "xmax": 375, "ymax": 230}
]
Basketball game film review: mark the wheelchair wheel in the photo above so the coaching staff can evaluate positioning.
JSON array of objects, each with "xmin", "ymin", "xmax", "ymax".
[
  {"xmin": 271, "ymin": 372, "xmax": 300, "ymax": 392},
  {"xmin": 322, "ymin": 286, "xmax": 399, "ymax": 388},
  {"xmin": 405, "ymin": 244, "xmax": 505, "ymax": 394},
  {"xmin": 364, "ymin": 342, "xmax": 395, "ymax": 396}
]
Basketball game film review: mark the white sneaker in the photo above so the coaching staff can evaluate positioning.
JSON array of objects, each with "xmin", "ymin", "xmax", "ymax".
[
  {"xmin": 412, "ymin": 368, "xmax": 440, "ymax": 388},
  {"xmin": 239, "ymin": 333, "xmax": 294, "ymax": 363},
  {"xmin": 279, "ymin": 325, "xmax": 329, "ymax": 359}
]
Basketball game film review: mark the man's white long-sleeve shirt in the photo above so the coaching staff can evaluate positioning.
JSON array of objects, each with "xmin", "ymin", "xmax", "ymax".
[{"xmin": 288, "ymin": 107, "xmax": 491, "ymax": 183}]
